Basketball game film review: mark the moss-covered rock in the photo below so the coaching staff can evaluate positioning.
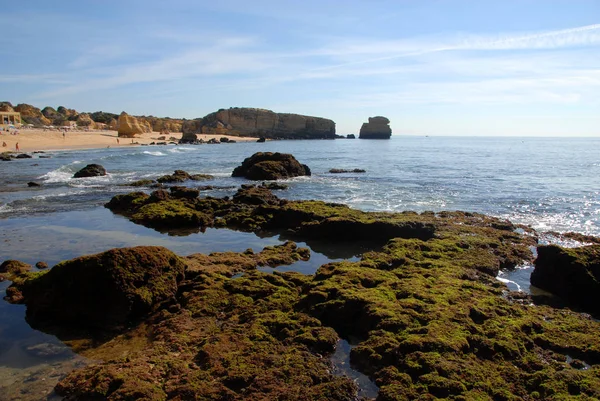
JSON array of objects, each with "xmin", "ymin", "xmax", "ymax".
[
  {"xmin": 51, "ymin": 248, "xmax": 358, "ymax": 400},
  {"xmin": 0, "ymin": 259, "xmax": 32, "ymax": 281},
  {"xmin": 156, "ymin": 170, "xmax": 213, "ymax": 184},
  {"xmin": 532, "ymin": 244, "xmax": 600, "ymax": 315},
  {"xmin": 7, "ymin": 246, "xmax": 185, "ymax": 331}
]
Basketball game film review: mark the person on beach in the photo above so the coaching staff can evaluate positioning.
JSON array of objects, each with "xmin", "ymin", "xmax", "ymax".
[
  {"xmin": 15, "ymin": 142, "xmax": 19, "ymax": 151},
  {"xmin": 2, "ymin": 141, "xmax": 6, "ymax": 147},
  {"xmin": 117, "ymin": 138, "xmax": 120, "ymax": 144}
]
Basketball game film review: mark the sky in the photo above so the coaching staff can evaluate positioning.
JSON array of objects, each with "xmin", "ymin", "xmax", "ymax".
[{"xmin": 1, "ymin": 0, "xmax": 599, "ymax": 136}]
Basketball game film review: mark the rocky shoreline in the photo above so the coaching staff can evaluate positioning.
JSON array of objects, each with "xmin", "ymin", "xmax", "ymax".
[{"xmin": 1, "ymin": 154, "xmax": 600, "ymax": 400}]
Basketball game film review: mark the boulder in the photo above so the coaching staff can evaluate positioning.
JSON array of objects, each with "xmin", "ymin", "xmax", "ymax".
[
  {"xmin": 169, "ymin": 186, "xmax": 200, "ymax": 199},
  {"xmin": 359, "ymin": 116, "xmax": 392, "ymax": 139},
  {"xmin": 27, "ymin": 182, "xmax": 41, "ymax": 187},
  {"xmin": 346, "ymin": 134, "xmax": 356, "ymax": 139},
  {"xmin": 232, "ymin": 152, "xmax": 311, "ymax": 180},
  {"xmin": 0, "ymin": 260, "xmax": 32, "ymax": 279},
  {"xmin": 180, "ymin": 119, "xmax": 203, "ymax": 143},
  {"xmin": 531, "ymin": 244, "xmax": 600, "ymax": 314},
  {"xmin": 329, "ymin": 168, "xmax": 366, "ymax": 173},
  {"xmin": 35, "ymin": 261, "xmax": 49, "ymax": 269},
  {"xmin": 185, "ymin": 108, "xmax": 335, "ymax": 140},
  {"xmin": 8, "ymin": 246, "xmax": 186, "ymax": 330},
  {"xmin": 117, "ymin": 112, "xmax": 150, "ymax": 138},
  {"xmin": 73, "ymin": 164, "xmax": 107, "ymax": 178},
  {"xmin": 15, "ymin": 154, "xmax": 32, "ymax": 159},
  {"xmin": 157, "ymin": 170, "xmax": 213, "ymax": 184}
]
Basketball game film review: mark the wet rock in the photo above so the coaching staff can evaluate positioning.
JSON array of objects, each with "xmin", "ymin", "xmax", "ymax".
[
  {"xmin": 329, "ymin": 168, "xmax": 366, "ymax": 173},
  {"xmin": 157, "ymin": 170, "xmax": 213, "ymax": 183},
  {"xmin": 169, "ymin": 186, "xmax": 200, "ymax": 199},
  {"xmin": 220, "ymin": 136, "xmax": 229, "ymax": 143},
  {"xmin": 532, "ymin": 244, "xmax": 600, "ymax": 315},
  {"xmin": 24, "ymin": 342, "xmax": 70, "ymax": 358},
  {"xmin": 0, "ymin": 259, "xmax": 32, "ymax": 281},
  {"xmin": 257, "ymin": 137, "xmax": 266, "ymax": 143},
  {"xmin": 232, "ymin": 185, "xmax": 281, "ymax": 206},
  {"xmin": 261, "ymin": 182, "xmax": 289, "ymax": 190},
  {"xmin": 8, "ymin": 246, "xmax": 186, "ymax": 331},
  {"xmin": 15, "ymin": 153, "xmax": 33, "ymax": 159},
  {"xmin": 27, "ymin": 181, "xmax": 41, "ymax": 187},
  {"xmin": 35, "ymin": 261, "xmax": 49, "ymax": 269},
  {"xmin": 232, "ymin": 152, "xmax": 311, "ymax": 180},
  {"xmin": 122, "ymin": 179, "xmax": 156, "ymax": 187},
  {"xmin": 1, "ymin": 153, "xmax": 12, "ymax": 161},
  {"xmin": 73, "ymin": 164, "xmax": 107, "ymax": 178}
]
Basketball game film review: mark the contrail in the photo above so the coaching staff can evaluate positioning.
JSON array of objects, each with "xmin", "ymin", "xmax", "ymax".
[{"xmin": 311, "ymin": 23, "xmax": 600, "ymax": 72}]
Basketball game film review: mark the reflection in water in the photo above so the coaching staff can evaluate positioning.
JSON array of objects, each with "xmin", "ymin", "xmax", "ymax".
[
  {"xmin": 331, "ymin": 339, "xmax": 379, "ymax": 399},
  {"xmin": 0, "ymin": 282, "xmax": 89, "ymax": 399}
]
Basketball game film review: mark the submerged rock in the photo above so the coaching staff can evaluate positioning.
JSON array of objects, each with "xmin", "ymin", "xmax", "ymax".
[
  {"xmin": 157, "ymin": 170, "xmax": 213, "ymax": 183},
  {"xmin": 329, "ymin": 168, "xmax": 366, "ymax": 173},
  {"xmin": 73, "ymin": 164, "xmax": 107, "ymax": 178},
  {"xmin": 232, "ymin": 152, "xmax": 311, "ymax": 180},
  {"xmin": 532, "ymin": 244, "xmax": 600, "ymax": 315}
]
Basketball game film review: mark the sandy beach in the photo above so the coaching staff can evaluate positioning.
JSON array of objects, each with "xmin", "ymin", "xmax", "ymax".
[{"xmin": 0, "ymin": 129, "xmax": 256, "ymax": 153}]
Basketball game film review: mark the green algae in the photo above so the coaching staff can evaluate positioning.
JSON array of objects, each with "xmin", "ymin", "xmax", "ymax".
[{"xmin": 5, "ymin": 187, "xmax": 600, "ymax": 400}]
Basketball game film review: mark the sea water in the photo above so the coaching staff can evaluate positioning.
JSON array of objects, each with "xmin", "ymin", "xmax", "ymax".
[{"xmin": 0, "ymin": 136, "xmax": 599, "ymax": 398}]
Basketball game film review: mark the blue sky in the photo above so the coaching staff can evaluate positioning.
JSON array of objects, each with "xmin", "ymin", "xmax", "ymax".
[{"xmin": 1, "ymin": 0, "xmax": 599, "ymax": 136}]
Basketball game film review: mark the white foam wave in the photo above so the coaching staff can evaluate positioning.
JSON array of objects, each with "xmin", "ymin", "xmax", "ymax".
[
  {"xmin": 143, "ymin": 151, "xmax": 166, "ymax": 156},
  {"xmin": 0, "ymin": 203, "xmax": 29, "ymax": 214},
  {"xmin": 32, "ymin": 190, "xmax": 89, "ymax": 200}
]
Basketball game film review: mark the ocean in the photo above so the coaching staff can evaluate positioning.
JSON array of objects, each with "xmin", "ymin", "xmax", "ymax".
[{"xmin": 0, "ymin": 136, "xmax": 599, "ymax": 398}]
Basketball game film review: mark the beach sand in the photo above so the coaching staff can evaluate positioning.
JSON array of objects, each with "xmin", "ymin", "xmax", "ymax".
[{"xmin": 0, "ymin": 129, "xmax": 256, "ymax": 152}]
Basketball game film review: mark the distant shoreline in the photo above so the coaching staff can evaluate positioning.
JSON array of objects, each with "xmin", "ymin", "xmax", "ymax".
[{"xmin": 0, "ymin": 129, "xmax": 256, "ymax": 153}]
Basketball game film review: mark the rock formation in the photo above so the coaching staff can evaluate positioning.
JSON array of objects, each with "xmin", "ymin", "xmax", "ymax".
[
  {"xmin": 6, "ymin": 246, "xmax": 186, "ymax": 330},
  {"xmin": 0, "ymin": 103, "xmax": 14, "ymax": 112},
  {"xmin": 359, "ymin": 116, "xmax": 392, "ymax": 139},
  {"xmin": 232, "ymin": 152, "xmax": 311, "ymax": 180},
  {"xmin": 14, "ymin": 104, "xmax": 51, "ymax": 126},
  {"xmin": 180, "ymin": 108, "xmax": 335, "ymax": 142},
  {"xmin": 117, "ymin": 112, "xmax": 151, "ymax": 137},
  {"xmin": 73, "ymin": 164, "xmax": 107, "ymax": 178},
  {"xmin": 531, "ymin": 244, "xmax": 600, "ymax": 314},
  {"xmin": 75, "ymin": 113, "xmax": 95, "ymax": 128}
]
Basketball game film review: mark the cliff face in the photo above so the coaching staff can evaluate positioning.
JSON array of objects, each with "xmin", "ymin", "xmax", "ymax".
[
  {"xmin": 359, "ymin": 116, "xmax": 392, "ymax": 139},
  {"xmin": 181, "ymin": 108, "xmax": 335, "ymax": 142}
]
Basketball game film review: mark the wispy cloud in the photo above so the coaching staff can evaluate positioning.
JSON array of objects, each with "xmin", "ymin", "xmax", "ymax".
[{"xmin": 311, "ymin": 24, "xmax": 600, "ymax": 71}]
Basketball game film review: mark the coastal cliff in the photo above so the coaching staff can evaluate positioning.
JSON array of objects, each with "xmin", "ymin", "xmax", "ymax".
[{"xmin": 180, "ymin": 107, "xmax": 336, "ymax": 142}]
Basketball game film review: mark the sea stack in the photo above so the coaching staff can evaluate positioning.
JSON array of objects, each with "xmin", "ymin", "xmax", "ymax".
[{"xmin": 359, "ymin": 116, "xmax": 392, "ymax": 139}]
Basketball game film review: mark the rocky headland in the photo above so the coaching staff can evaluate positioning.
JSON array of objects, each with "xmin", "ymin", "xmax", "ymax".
[
  {"xmin": 359, "ymin": 116, "xmax": 392, "ymax": 139},
  {"xmin": 181, "ymin": 107, "xmax": 336, "ymax": 142}
]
